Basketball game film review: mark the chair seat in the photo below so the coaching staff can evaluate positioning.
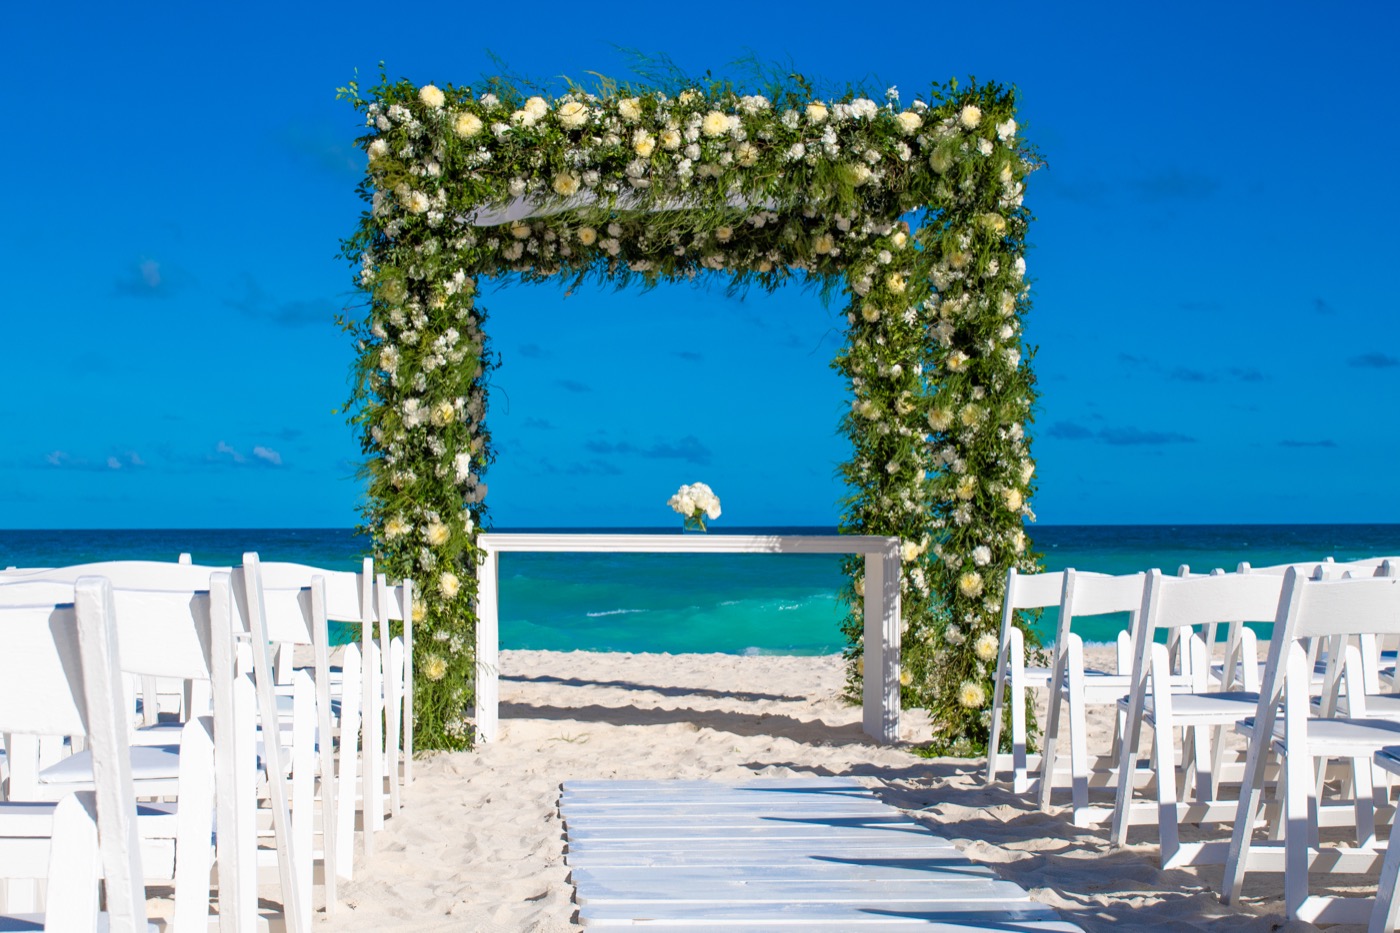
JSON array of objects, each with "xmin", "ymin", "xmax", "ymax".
[
  {"xmin": 38, "ymin": 744, "xmax": 181, "ymax": 785},
  {"xmin": 0, "ymin": 915, "xmax": 158, "ymax": 932},
  {"xmin": 1244, "ymin": 716, "xmax": 1400, "ymax": 757},
  {"xmin": 1133, "ymin": 691, "xmax": 1260, "ymax": 725}
]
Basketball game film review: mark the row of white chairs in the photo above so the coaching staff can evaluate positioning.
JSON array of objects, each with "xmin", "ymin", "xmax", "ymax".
[
  {"xmin": 986, "ymin": 554, "xmax": 1400, "ymax": 928},
  {"xmin": 0, "ymin": 553, "xmax": 417, "ymax": 930}
]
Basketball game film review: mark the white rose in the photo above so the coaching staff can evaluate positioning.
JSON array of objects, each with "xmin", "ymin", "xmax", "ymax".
[
  {"xmin": 813, "ymin": 234, "xmax": 834, "ymax": 255},
  {"xmin": 426, "ymin": 521, "xmax": 450, "ymax": 547},
  {"xmin": 553, "ymin": 172, "xmax": 581, "ymax": 196},
  {"xmin": 617, "ymin": 97, "xmax": 643, "ymax": 122},
  {"xmin": 660, "ymin": 128, "xmax": 682, "ymax": 150},
  {"xmin": 419, "ymin": 84, "xmax": 446, "ymax": 109},
  {"xmin": 996, "ymin": 118, "xmax": 1017, "ymax": 141},
  {"xmin": 439, "ymin": 571, "xmax": 460, "ymax": 599},
  {"xmin": 453, "ymin": 112, "xmax": 483, "ymax": 138},
  {"xmin": 368, "ymin": 139, "xmax": 388, "ymax": 160},
  {"xmin": 701, "ymin": 111, "xmax": 729, "ymax": 137},
  {"xmin": 406, "ymin": 191, "xmax": 430, "ymax": 214},
  {"xmin": 806, "ymin": 102, "xmax": 828, "ymax": 123},
  {"xmin": 633, "ymin": 129, "xmax": 656, "ymax": 157},
  {"xmin": 735, "ymin": 141, "xmax": 759, "ymax": 166},
  {"xmin": 895, "ymin": 111, "xmax": 922, "ymax": 135},
  {"xmin": 557, "ymin": 100, "xmax": 589, "ymax": 129},
  {"xmin": 524, "ymin": 96, "xmax": 548, "ymax": 118}
]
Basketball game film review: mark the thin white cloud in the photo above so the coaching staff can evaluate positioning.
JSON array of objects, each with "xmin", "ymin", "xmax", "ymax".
[
  {"xmin": 253, "ymin": 446, "xmax": 283, "ymax": 466},
  {"xmin": 215, "ymin": 441, "xmax": 247, "ymax": 464},
  {"xmin": 46, "ymin": 451, "xmax": 68, "ymax": 466},
  {"xmin": 106, "ymin": 456, "xmax": 122, "ymax": 469}
]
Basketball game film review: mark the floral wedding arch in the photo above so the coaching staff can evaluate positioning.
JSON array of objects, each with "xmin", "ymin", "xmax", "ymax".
[{"xmin": 339, "ymin": 65, "xmax": 1040, "ymax": 753}]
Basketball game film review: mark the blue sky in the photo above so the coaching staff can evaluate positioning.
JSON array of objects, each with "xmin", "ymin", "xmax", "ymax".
[{"xmin": 4, "ymin": 0, "xmax": 1398, "ymax": 529}]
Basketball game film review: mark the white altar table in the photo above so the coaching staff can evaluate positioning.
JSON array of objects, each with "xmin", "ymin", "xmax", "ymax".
[{"xmin": 473, "ymin": 533, "xmax": 903, "ymax": 744}]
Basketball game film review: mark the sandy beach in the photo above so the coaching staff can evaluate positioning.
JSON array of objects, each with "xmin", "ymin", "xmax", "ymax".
[{"xmin": 315, "ymin": 645, "xmax": 1378, "ymax": 932}]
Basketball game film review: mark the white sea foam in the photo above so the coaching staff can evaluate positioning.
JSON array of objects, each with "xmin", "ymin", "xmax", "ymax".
[{"xmin": 585, "ymin": 608, "xmax": 646, "ymax": 618}]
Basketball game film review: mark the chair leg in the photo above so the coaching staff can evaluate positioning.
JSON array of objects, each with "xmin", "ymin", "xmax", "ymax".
[
  {"xmin": 1370, "ymin": 811, "xmax": 1400, "ymax": 932},
  {"xmin": 172, "ymin": 717, "xmax": 216, "ymax": 932},
  {"xmin": 1066, "ymin": 638, "xmax": 1091, "ymax": 822}
]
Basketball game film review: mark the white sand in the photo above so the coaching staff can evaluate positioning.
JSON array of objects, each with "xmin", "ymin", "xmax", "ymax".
[{"xmin": 327, "ymin": 646, "xmax": 1356, "ymax": 931}]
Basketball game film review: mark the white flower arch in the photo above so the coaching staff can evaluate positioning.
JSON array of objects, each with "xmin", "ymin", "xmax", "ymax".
[{"xmin": 340, "ymin": 67, "xmax": 1040, "ymax": 753}]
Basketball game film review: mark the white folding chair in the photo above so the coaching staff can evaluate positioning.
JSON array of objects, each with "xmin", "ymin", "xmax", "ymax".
[
  {"xmin": 1036, "ymin": 570, "xmax": 1150, "ymax": 826},
  {"xmin": 1222, "ymin": 569, "xmax": 1400, "ymax": 924},
  {"xmin": 1111, "ymin": 568, "xmax": 1289, "ymax": 866},
  {"xmin": 0, "ymin": 577, "xmax": 150, "ymax": 932},
  {"xmin": 1, "ymin": 563, "xmax": 261, "ymax": 932},
  {"xmin": 986, "ymin": 568, "xmax": 1064, "ymax": 793}
]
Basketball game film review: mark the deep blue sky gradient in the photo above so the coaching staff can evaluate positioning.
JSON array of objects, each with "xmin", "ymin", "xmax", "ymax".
[{"xmin": 4, "ymin": 0, "xmax": 1398, "ymax": 529}]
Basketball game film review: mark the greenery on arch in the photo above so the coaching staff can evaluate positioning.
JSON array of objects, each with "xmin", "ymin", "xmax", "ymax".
[{"xmin": 338, "ymin": 62, "xmax": 1042, "ymax": 753}]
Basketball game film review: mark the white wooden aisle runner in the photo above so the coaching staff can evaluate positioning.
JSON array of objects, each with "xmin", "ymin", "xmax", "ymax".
[{"xmin": 560, "ymin": 777, "xmax": 1083, "ymax": 931}]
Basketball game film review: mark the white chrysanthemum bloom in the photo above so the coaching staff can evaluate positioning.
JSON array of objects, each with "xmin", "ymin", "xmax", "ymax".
[
  {"xmin": 454, "ymin": 452, "xmax": 473, "ymax": 483},
  {"xmin": 896, "ymin": 111, "xmax": 922, "ymax": 135},
  {"xmin": 891, "ymin": 230, "xmax": 908, "ymax": 249},
  {"xmin": 632, "ymin": 129, "xmax": 656, "ymax": 157},
  {"xmin": 996, "ymin": 118, "xmax": 1017, "ymax": 141},
  {"xmin": 556, "ymin": 100, "xmax": 589, "ymax": 129},
  {"xmin": 885, "ymin": 272, "xmax": 906, "ymax": 294},
  {"xmin": 975, "ymin": 632, "xmax": 999, "ymax": 662},
  {"xmin": 856, "ymin": 399, "xmax": 881, "ymax": 420},
  {"xmin": 850, "ymin": 98, "xmax": 878, "ymax": 119},
  {"xmin": 714, "ymin": 226, "xmax": 733, "ymax": 242},
  {"xmin": 958, "ymin": 680, "xmax": 987, "ymax": 708},
  {"xmin": 577, "ymin": 226, "xmax": 597, "ymax": 246},
  {"xmin": 806, "ymin": 102, "xmax": 828, "ymax": 123},
  {"xmin": 701, "ymin": 111, "xmax": 729, "ymax": 137},
  {"xmin": 553, "ymin": 172, "xmax": 581, "ymax": 196},
  {"xmin": 422, "ymin": 654, "xmax": 448, "ymax": 681},
  {"xmin": 379, "ymin": 346, "xmax": 400, "ymax": 374},
  {"xmin": 1021, "ymin": 461, "xmax": 1035, "ymax": 484},
  {"xmin": 960, "ymin": 405, "xmax": 981, "ymax": 427},
  {"xmin": 405, "ymin": 191, "xmax": 430, "ymax": 213},
  {"xmin": 928, "ymin": 408, "xmax": 953, "ymax": 431},
  {"xmin": 946, "ymin": 351, "xmax": 969, "ymax": 372},
  {"xmin": 1003, "ymin": 488, "xmax": 1024, "ymax": 512},
  {"xmin": 956, "ymin": 476, "xmax": 977, "ymax": 501},
  {"xmin": 419, "ymin": 84, "xmax": 446, "ymax": 109},
  {"xmin": 509, "ymin": 222, "xmax": 531, "ymax": 240},
  {"xmin": 659, "ymin": 128, "xmax": 683, "ymax": 150},
  {"xmin": 453, "ymin": 112, "xmax": 483, "ymax": 138},
  {"xmin": 900, "ymin": 540, "xmax": 922, "ymax": 563},
  {"xmin": 439, "ymin": 571, "xmax": 460, "ymax": 599},
  {"xmin": 735, "ymin": 141, "xmax": 759, "ymax": 166},
  {"xmin": 972, "ymin": 545, "xmax": 992, "ymax": 567},
  {"xmin": 846, "ymin": 163, "xmax": 873, "ymax": 186},
  {"xmin": 617, "ymin": 97, "xmax": 643, "ymax": 122},
  {"xmin": 510, "ymin": 108, "xmax": 538, "ymax": 127},
  {"xmin": 959, "ymin": 104, "xmax": 982, "ymax": 128},
  {"xmin": 928, "ymin": 149, "xmax": 954, "ymax": 174},
  {"xmin": 959, "ymin": 572, "xmax": 984, "ymax": 598},
  {"xmin": 384, "ymin": 516, "xmax": 408, "ymax": 539},
  {"xmin": 523, "ymin": 96, "xmax": 548, "ymax": 119},
  {"xmin": 368, "ymin": 138, "xmax": 389, "ymax": 161},
  {"xmin": 426, "ymin": 521, "xmax": 450, "ymax": 547},
  {"xmin": 861, "ymin": 304, "xmax": 880, "ymax": 323},
  {"xmin": 813, "ymin": 234, "xmax": 835, "ymax": 255}
]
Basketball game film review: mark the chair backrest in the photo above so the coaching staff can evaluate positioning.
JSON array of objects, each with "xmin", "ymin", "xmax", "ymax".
[
  {"xmin": 0, "ymin": 578, "xmax": 148, "ymax": 929},
  {"xmin": 1061, "ymin": 569, "xmax": 1145, "ymax": 621},
  {"xmin": 0, "ymin": 560, "xmax": 223, "ymax": 589},
  {"xmin": 255, "ymin": 559, "xmax": 374, "ymax": 625},
  {"xmin": 1003, "ymin": 568, "xmax": 1065, "ymax": 613},
  {"xmin": 1277, "ymin": 569, "xmax": 1400, "ymax": 643},
  {"xmin": 1139, "ymin": 569, "xmax": 1288, "ymax": 633}
]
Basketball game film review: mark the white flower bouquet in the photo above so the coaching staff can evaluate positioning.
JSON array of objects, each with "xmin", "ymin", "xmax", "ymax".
[{"xmin": 667, "ymin": 482, "xmax": 721, "ymax": 532}]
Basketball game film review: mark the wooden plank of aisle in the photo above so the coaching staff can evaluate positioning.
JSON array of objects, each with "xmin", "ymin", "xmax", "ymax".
[{"xmin": 560, "ymin": 777, "xmax": 1084, "ymax": 930}]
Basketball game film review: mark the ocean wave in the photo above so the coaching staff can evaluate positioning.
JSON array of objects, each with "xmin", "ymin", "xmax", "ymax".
[
  {"xmin": 777, "ymin": 604, "xmax": 802, "ymax": 611},
  {"xmin": 585, "ymin": 608, "xmax": 647, "ymax": 618}
]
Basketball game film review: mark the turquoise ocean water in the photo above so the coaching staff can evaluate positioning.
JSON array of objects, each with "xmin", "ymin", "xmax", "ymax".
[{"xmin": 3, "ymin": 525, "xmax": 1399, "ymax": 652}]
